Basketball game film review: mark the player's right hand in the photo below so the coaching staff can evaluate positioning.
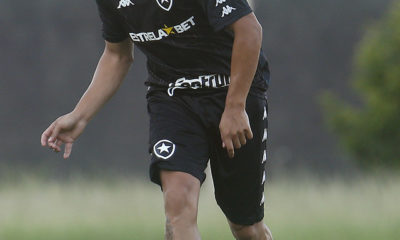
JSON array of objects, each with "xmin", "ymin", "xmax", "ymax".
[
  {"xmin": 41, "ymin": 113, "xmax": 87, "ymax": 159},
  {"xmin": 219, "ymin": 105, "xmax": 253, "ymax": 158}
]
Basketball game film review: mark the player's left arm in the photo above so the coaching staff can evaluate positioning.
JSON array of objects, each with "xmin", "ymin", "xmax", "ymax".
[{"xmin": 219, "ymin": 13, "xmax": 263, "ymax": 158}]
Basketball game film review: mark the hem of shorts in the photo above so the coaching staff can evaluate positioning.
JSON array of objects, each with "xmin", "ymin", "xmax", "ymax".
[
  {"xmin": 150, "ymin": 161, "xmax": 206, "ymax": 186},
  {"xmin": 224, "ymin": 211, "xmax": 264, "ymax": 226}
]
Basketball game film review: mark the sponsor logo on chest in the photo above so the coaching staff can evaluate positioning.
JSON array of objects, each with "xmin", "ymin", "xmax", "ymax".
[{"xmin": 129, "ymin": 16, "xmax": 195, "ymax": 42}]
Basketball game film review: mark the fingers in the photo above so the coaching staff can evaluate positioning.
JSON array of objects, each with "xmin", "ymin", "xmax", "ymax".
[
  {"xmin": 245, "ymin": 127, "xmax": 253, "ymax": 140},
  {"xmin": 221, "ymin": 133, "xmax": 243, "ymax": 159},
  {"xmin": 221, "ymin": 127, "xmax": 253, "ymax": 159},
  {"xmin": 238, "ymin": 132, "xmax": 247, "ymax": 146},
  {"xmin": 222, "ymin": 138, "xmax": 235, "ymax": 158},
  {"xmin": 54, "ymin": 140, "xmax": 63, "ymax": 152},
  {"xmin": 41, "ymin": 120, "xmax": 60, "ymax": 149},
  {"xmin": 41, "ymin": 117, "xmax": 74, "ymax": 159},
  {"xmin": 232, "ymin": 135, "xmax": 241, "ymax": 149},
  {"xmin": 41, "ymin": 123, "xmax": 55, "ymax": 146},
  {"xmin": 64, "ymin": 143, "xmax": 73, "ymax": 159},
  {"xmin": 48, "ymin": 125, "xmax": 61, "ymax": 149}
]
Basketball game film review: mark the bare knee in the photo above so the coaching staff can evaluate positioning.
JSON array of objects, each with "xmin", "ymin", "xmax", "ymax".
[
  {"xmin": 161, "ymin": 171, "xmax": 200, "ymax": 224},
  {"xmin": 231, "ymin": 224, "xmax": 258, "ymax": 240},
  {"xmin": 163, "ymin": 186, "xmax": 197, "ymax": 222},
  {"xmin": 229, "ymin": 221, "xmax": 273, "ymax": 240}
]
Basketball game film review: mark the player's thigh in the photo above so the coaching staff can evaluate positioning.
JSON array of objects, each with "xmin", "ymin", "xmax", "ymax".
[
  {"xmin": 147, "ymin": 90, "xmax": 210, "ymax": 186},
  {"xmin": 210, "ymin": 92, "xmax": 268, "ymax": 226}
]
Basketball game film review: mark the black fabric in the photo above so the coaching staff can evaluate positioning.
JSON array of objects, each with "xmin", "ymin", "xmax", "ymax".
[
  {"xmin": 96, "ymin": 0, "xmax": 128, "ymax": 42},
  {"xmin": 200, "ymin": 0, "xmax": 253, "ymax": 32},
  {"xmin": 95, "ymin": 0, "xmax": 270, "ymax": 91},
  {"xmin": 147, "ymin": 87, "xmax": 268, "ymax": 225}
]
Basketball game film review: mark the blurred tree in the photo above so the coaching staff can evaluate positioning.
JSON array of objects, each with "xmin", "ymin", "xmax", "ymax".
[{"xmin": 322, "ymin": 1, "xmax": 400, "ymax": 169}]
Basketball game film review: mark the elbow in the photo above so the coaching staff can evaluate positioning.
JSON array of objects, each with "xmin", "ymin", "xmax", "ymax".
[
  {"xmin": 114, "ymin": 50, "xmax": 133, "ymax": 64},
  {"xmin": 111, "ymin": 52, "xmax": 134, "ymax": 65},
  {"xmin": 103, "ymin": 42, "xmax": 134, "ymax": 65}
]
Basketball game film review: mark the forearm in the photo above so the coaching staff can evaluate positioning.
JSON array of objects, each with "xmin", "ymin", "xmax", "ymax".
[
  {"xmin": 226, "ymin": 18, "xmax": 262, "ymax": 108},
  {"xmin": 72, "ymin": 47, "xmax": 133, "ymax": 122}
]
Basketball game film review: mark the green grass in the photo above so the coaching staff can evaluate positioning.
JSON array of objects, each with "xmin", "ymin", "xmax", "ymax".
[{"xmin": 1, "ymin": 173, "xmax": 400, "ymax": 239}]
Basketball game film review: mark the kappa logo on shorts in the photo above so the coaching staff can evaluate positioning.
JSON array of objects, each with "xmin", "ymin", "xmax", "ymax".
[
  {"xmin": 153, "ymin": 139, "xmax": 176, "ymax": 160},
  {"xmin": 156, "ymin": 0, "xmax": 173, "ymax": 11}
]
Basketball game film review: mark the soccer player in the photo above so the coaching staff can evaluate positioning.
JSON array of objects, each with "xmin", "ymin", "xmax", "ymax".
[{"xmin": 41, "ymin": 0, "xmax": 272, "ymax": 239}]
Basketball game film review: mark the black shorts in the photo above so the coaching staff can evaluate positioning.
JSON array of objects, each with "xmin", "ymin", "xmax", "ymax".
[{"xmin": 147, "ymin": 87, "xmax": 268, "ymax": 226}]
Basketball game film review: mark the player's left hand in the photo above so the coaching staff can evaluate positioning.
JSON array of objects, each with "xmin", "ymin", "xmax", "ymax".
[{"xmin": 219, "ymin": 106, "xmax": 253, "ymax": 158}]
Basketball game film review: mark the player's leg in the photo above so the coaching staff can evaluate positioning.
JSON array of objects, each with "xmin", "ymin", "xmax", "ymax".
[
  {"xmin": 160, "ymin": 170, "xmax": 201, "ymax": 240},
  {"xmin": 228, "ymin": 220, "xmax": 273, "ymax": 240},
  {"xmin": 147, "ymin": 89, "xmax": 210, "ymax": 240},
  {"xmin": 207, "ymin": 90, "xmax": 272, "ymax": 240}
]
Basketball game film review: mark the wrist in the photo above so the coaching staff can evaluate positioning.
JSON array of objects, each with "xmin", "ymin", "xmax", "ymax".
[
  {"xmin": 70, "ymin": 109, "xmax": 90, "ymax": 124},
  {"xmin": 225, "ymin": 91, "xmax": 246, "ymax": 109},
  {"xmin": 225, "ymin": 83, "xmax": 249, "ymax": 110},
  {"xmin": 225, "ymin": 99, "xmax": 246, "ymax": 110}
]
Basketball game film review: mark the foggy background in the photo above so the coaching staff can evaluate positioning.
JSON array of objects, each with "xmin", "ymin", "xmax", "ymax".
[{"xmin": 0, "ymin": 0, "xmax": 393, "ymax": 178}]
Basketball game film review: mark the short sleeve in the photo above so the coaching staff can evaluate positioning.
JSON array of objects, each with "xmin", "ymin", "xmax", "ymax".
[
  {"xmin": 201, "ymin": 0, "xmax": 253, "ymax": 32},
  {"xmin": 95, "ymin": 0, "xmax": 128, "ymax": 42}
]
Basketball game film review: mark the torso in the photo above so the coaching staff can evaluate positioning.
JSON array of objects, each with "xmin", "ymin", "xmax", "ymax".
[{"xmin": 105, "ymin": 0, "xmax": 269, "ymax": 92}]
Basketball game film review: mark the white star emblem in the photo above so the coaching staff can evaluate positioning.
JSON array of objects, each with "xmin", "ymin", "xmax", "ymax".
[
  {"xmin": 153, "ymin": 139, "xmax": 176, "ymax": 160},
  {"xmin": 161, "ymin": 0, "xmax": 169, "ymax": 2},
  {"xmin": 157, "ymin": 143, "xmax": 171, "ymax": 153}
]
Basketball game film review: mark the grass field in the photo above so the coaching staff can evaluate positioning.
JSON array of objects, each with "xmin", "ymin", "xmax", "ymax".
[{"xmin": 1, "ymin": 173, "xmax": 400, "ymax": 240}]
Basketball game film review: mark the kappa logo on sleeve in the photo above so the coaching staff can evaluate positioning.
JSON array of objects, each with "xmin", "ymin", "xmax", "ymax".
[
  {"xmin": 117, "ymin": 0, "xmax": 134, "ymax": 9},
  {"xmin": 215, "ymin": 0, "xmax": 226, "ymax": 7},
  {"xmin": 221, "ymin": 5, "xmax": 236, "ymax": 17},
  {"xmin": 156, "ymin": 0, "xmax": 173, "ymax": 11},
  {"xmin": 153, "ymin": 140, "xmax": 176, "ymax": 160}
]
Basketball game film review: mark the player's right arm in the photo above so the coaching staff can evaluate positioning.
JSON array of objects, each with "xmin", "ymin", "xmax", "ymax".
[{"xmin": 41, "ymin": 39, "xmax": 133, "ymax": 159}]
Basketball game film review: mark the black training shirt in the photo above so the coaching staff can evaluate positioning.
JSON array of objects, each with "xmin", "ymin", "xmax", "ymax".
[{"xmin": 95, "ymin": 0, "xmax": 270, "ymax": 93}]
